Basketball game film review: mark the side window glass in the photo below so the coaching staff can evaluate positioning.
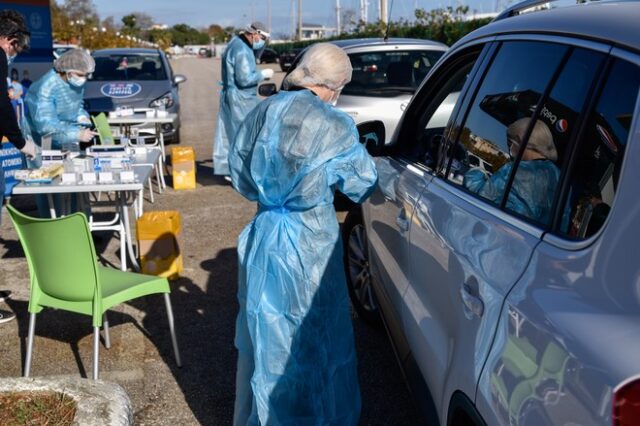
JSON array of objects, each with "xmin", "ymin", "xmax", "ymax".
[
  {"xmin": 403, "ymin": 49, "xmax": 483, "ymax": 170},
  {"xmin": 504, "ymin": 48, "xmax": 605, "ymax": 225},
  {"xmin": 558, "ymin": 59, "xmax": 640, "ymax": 239},
  {"xmin": 447, "ymin": 41, "xmax": 568, "ymax": 214}
]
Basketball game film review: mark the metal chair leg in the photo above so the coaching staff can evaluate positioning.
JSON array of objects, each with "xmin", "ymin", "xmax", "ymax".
[
  {"xmin": 24, "ymin": 313, "xmax": 36, "ymax": 377},
  {"xmin": 163, "ymin": 293, "xmax": 182, "ymax": 367},
  {"xmin": 155, "ymin": 163, "xmax": 163, "ymax": 194},
  {"xmin": 103, "ymin": 313, "xmax": 111, "ymax": 349},
  {"xmin": 147, "ymin": 177, "xmax": 155, "ymax": 203},
  {"xmin": 93, "ymin": 326, "xmax": 100, "ymax": 380}
]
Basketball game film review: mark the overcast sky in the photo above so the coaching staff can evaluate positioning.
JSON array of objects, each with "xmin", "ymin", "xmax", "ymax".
[{"xmin": 92, "ymin": 0, "xmax": 498, "ymax": 38}]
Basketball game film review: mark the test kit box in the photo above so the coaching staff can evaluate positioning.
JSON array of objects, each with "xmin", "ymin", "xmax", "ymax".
[
  {"xmin": 171, "ymin": 146, "xmax": 196, "ymax": 190},
  {"xmin": 136, "ymin": 211, "xmax": 183, "ymax": 280},
  {"xmin": 41, "ymin": 150, "xmax": 69, "ymax": 166}
]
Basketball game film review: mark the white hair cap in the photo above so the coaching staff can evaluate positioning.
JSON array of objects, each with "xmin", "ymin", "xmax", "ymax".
[
  {"xmin": 283, "ymin": 43, "xmax": 352, "ymax": 91},
  {"xmin": 508, "ymin": 118, "xmax": 557, "ymax": 161},
  {"xmin": 246, "ymin": 21, "xmax": 270, "ymax": 38},
  {"xmin": 54, "ymin": 48, "xmax": 95, "ymax": 73}
]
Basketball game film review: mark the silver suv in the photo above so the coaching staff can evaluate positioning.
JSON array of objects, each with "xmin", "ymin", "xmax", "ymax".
[{"xmin": 345, "ymin": 1, "xmax": 640, "ymax": 425}]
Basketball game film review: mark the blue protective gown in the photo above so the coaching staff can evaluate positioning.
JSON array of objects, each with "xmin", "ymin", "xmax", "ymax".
[
  {"xmin": 213, "ymin": 36, "xmax": 264, "ymax": 176},
  {"xmin": 464, "ymin": 159, "xmax": 560, "ymax": 224},
  {"xmin": 24, "ymin": 69, "xmax": 89, "ymax": 149},
  {"xmin": 229, "ymin": 88, "xmax": 378, "ymax": 425}
]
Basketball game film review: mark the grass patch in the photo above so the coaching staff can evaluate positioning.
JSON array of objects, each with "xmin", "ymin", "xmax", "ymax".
[{"xmin": 0, "ymin": 391, "xmax": 76, "ymax": 425}]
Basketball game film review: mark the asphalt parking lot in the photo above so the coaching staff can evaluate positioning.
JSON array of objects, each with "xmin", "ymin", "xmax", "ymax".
[{"xmin": 0, "ymin": 56, "xmax": 421, "ymax": 425}]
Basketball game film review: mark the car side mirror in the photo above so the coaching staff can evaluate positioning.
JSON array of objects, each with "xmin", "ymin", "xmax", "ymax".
[
  {"xmin": 259, "ymin": 83, "xmax": 278, "ymax": 97},
  {"xmin": 357, "ymin": 120, "xmax": 385, "ymax": 157},
  {"xmin": 173, "ymin": 74, "xmax": 187, "ymax": 85}
]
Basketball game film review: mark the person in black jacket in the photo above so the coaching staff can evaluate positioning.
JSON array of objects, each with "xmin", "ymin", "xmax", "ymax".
[{"xmin": 0, "ymin": 10, "xmax": 36, "ymax": 325}]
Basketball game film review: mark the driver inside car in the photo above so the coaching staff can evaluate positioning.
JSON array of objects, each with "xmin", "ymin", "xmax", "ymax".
[{"xmin": 464, "ymin": 118, "xmax": 560, "ymax": 224}]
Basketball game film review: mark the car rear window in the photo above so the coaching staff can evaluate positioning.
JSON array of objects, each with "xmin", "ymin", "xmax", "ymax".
[
  {"xmin": 91, "ymin": 54, "xmax": 168, "ymax": 81},
  {"xmin": 343, "ymin": 50, "xmax": 444, "ymax": 97}
]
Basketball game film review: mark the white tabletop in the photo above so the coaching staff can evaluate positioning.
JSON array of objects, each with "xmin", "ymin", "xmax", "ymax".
[
  {"xmin": 107, "ymin": 113, "xmax": 177, "ymax": 125},
  {"xmin": 11, "ymin": 165, "xmax": 153, "ymax": 194},
  {"xmin": 11, "ymin": 149, "xmax": 159, "ymax": 195}
]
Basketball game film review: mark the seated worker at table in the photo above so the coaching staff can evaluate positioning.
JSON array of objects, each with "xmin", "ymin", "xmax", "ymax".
[
  {"xmin": 464, "ymin": 118, "xmax": 560, "ymax": 224},
  {"xmin": 24, "ymin": 49, "xmax": 98, "ymax": 218},
  {"xmin": 24, "ymin": 48, "xmax": 97, "ymax": 151}
]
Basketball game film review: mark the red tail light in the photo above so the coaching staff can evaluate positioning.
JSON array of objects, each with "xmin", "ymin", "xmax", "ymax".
[{"xmin": 613, "ymin": 379, "xmax": 640, "ymax": 426}]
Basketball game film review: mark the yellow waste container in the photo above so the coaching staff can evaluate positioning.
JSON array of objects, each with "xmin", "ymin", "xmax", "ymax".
[
  {"xmin": 136, "ymin": 211, "xmax": 183, "ymax": 279},
  {"xmin": 171, "ymin": 146, "xmax": 196, "ymax": 190}
]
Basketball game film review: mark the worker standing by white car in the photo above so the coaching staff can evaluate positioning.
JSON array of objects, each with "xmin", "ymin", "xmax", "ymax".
[{"xmin": 212, "ymin": 22, "xmax": 273, "ymax": 180}]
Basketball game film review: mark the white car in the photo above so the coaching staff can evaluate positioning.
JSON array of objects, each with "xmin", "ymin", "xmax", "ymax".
[{"xmin": 260, "ymin": 38, "xmax": 448, "ymax": 143}]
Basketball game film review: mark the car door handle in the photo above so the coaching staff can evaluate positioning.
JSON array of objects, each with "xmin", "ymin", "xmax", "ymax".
[
  {"xmin": 460, "ymin": 284, "xmax": 484, "ymax": 318},
  {"xmin": 396, "ymin": 210, "xmax": 409, "ymax": 232}
]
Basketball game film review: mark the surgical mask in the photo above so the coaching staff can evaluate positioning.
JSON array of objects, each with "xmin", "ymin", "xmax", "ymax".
[
  {"xmin": 328, "ymin": 88, "xmax": 343, "ymax": 106},
  {"xmin": 68, "ymin": 74, "xmax": 87, "ymax": 88},
  {"xmin": 252, "ymin": 38, "xmax": 265, "ymax": 51}
]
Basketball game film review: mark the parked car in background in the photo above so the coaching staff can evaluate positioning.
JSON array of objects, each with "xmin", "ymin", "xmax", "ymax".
[
  {"xmin": 53, "ymin": 43, "xmax": 78, "ymax": 59},
  {"xmin": 344, "ymin": 1, "xmax": 640, "ymax": 425},
  {"xmin": 198, "ymin": 47, "xmax": 212, "ymax": 58},
  {"xmin": 264, "ymin": 39, "xmax": 448, "ymax": 143},
  {"xmin": 84, "ymin": 48, "xmax": 186, "ymax": 143},
  {"xmin": 279, "ymin": 48, "xmax": 302, "ymax": 72},
  {"xmin": 258, "ymin": 48, "xmax": 279, "ymax": 64},
  {"xmin": 331, "ymin": 38, "xmax": 447, "ymax": 143}
]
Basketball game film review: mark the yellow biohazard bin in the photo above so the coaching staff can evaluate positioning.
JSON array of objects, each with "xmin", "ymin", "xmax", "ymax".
[
  {"xmin": 171, "ymin": 146, "xmax": 196, "ymax": 190},
  {"xmin": 136, "ymin": 211, "xmax": 183, "ymax": 280}
]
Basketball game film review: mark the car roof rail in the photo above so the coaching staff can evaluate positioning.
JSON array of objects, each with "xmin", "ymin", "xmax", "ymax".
[{"xmin": 493, "ymin": 0, "xmax": 561, "ymax": 21}]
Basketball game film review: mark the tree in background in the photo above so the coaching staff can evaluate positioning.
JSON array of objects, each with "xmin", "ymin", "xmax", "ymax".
[
  {"xmin": 60, "ymin": 0, "xmax": 98, "ymax": 24},
  {"xmin": 51, "ymin": 1, "xmax": 160, "ymax": 50},
  {"xmin": 170, "ymin": 24, "xmax": 209, "ymax": 46},
  {"xmin": 148, "ymin": 28, "xmax": 173, "ymax": 51},
  {"xmin": 207, "ymin": 24, "xmax": 226, "ymax": 43}
]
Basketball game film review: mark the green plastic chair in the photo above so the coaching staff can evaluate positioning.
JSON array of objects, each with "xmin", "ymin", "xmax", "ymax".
[
  {"xmin": 91, "ymin": 112, "xmax": 116, "ymax": 145},
  {"xmin": 6, "ymin": 205, "xmax": 182, "ymax": 380}
]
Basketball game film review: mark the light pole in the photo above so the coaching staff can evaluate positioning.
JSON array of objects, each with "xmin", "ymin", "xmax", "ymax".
[{"xmin": 297, "ymin": 0, "xmax": 302, "ymax": 41}]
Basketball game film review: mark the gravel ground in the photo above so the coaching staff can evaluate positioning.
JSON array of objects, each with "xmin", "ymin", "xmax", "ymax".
[{"xmin": 0, "ymin": 57, "xmax": 422, "ymax": 425}]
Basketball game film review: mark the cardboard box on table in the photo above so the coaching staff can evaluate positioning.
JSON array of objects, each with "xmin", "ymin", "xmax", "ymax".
[
  {"xmin": 171, "ymin": 147, "xmax": 196, "ymax": 190},
  {"xmin": 136, "ymin": 211, "xmax": 183, "ymax": 279}
]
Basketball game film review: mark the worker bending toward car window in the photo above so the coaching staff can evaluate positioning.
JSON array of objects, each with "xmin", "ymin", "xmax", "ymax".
[{"xmin": 229, "ymin": 43, "xmax": 377, "ymax": 425}]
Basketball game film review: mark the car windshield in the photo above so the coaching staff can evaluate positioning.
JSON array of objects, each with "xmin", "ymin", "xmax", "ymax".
[
  {"xmin": 91, "ymin": 54, "xmax": 168, "ymax": 81},
  {"xmin": 343, "ymin": 50, "xmax": 444, "ymax": 97}
]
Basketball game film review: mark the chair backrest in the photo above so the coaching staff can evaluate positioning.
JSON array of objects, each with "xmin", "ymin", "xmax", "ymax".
[
  {"xmin": 6, "ymin": 205, "xmax": 100, "ymax": 302},
  {"xmin": 91, "ymin": 113, "xmax": 114, "ymax": 145}
]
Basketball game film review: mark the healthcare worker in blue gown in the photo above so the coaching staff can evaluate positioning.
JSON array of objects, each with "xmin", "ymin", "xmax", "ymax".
[
  {"xmin": 24, "ymin": 48, "xmax": 97, "ymax": 217},
  {"xmin": 229, "ymin": 43, "xmax": 378, "ymax": 425},
  {"xmin": 24, "ymin": 48, "xmax": 96, "ymax": 151},
  {"xmin": 213, "ymin": 22, "xmax": 274, "ymax": 180},
  {"xmin": 464, "ymin": 118, "xmax": 560, "ymax": 224}
]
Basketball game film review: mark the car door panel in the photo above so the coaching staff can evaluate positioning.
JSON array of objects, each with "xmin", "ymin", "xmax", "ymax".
[
  {"xmin": 405, "ymin": 178, "xmax": 540, "ymax": 417},
  {"xmin": 363, "ymin": 157, "xmax": 431, "ymax": 320}
]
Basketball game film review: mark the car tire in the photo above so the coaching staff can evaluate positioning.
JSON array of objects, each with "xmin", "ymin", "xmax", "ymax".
[{"xmin": 342, "ymin": 209, "xmax": 381, "ymax": 326}]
